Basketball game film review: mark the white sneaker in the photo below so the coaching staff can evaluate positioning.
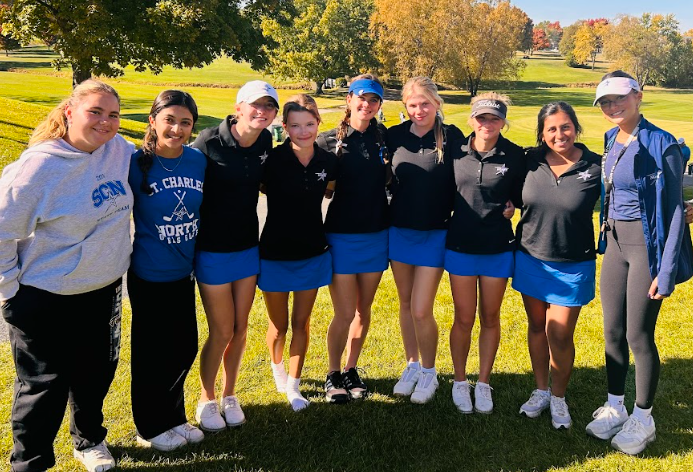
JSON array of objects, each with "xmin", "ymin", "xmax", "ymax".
[
  {"xmin": 221, "ymin": 395, "xmax": 246, "ymax": 426},
  {"xmin": 474, "ymin": 383, "xmax": 493, "ymax": 414},
  {"xmin": 585, "ymin": 402, "xmax": 629, "ymax": 440},
  {"xmin": 393, "ymin": 365, "xmax": 421, "ymax": 397},
  {"xmin": 410, "ymin": 371, "xmax": 439, "ymax": 404},
  {"xmin": 550, "ymin": 396, "xmax": 572, "ymax": 429},
  {"xmin": 172, "ymin": 422, "xmax": 204, "ymax": 444},
  {"xmin": 611, "ymin": 415, "xmax": 656, "ymax": 455},
  {"xmin": 136, "ymin": 429, "xmax": 187, "ymax": 451},
  {"xmin": 452, "ymin": 382, "xmax": 473, "ymax": 414},
  {"xmin": 73, "ymin": 440, "xmax": 116, "ymax": 472},
  {"xmin": 519, "ymin": 389, "xmax": 551, "ymax": 418},
  {"xmin": 195, "ymin": 400, "xmax": 226, "ymax": 432}
]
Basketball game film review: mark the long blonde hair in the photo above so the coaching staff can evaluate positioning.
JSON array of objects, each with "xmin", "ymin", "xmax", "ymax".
[
  {"xmin": 402, "ymin": 76, "xmax": 445, "ymax": 163},
  {"xmin": 28, "ymin": 80, "xmax": 120, "ymax": 147}
]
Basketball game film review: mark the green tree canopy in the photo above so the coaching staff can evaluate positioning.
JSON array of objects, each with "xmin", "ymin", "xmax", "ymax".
[
  {"xmin": 261, "ymin": 0, "xmax": 379, "ymax": 94},
  {"xmin": 0, "ymin": 0, "xmax": 286, "ymax": 86}
]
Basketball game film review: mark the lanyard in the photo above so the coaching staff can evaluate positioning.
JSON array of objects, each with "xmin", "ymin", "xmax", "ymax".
[{"xmin": 600, "ymin": 123, "xmax": 640, "ymax": 231}]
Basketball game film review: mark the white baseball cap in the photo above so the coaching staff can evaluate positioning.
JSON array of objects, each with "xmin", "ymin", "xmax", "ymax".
[
  {"xmin": 237, "ymin": 81, "xmax": 279, "ymax": 108},
  {"xmin": 593, "ymin": 77, "xmax": 640, "ymax": 106}
]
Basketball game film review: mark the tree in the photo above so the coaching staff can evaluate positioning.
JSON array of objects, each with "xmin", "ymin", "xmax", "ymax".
[
  {"xmin": 532, "ymin": 28, "xmax": 550, "ymax": 54},
  {"xmin": 573, "ymin": 19, "xmax": 609, "ymax": 69},
  {"xmin": 535, "ymin": 20, "xmax": 562, "ymax": 49},
  {"xmin": 0, "ymin": 5, "xmax": 20, "ymax": 56},
  {"xmin": 521, "ymin": 17, "xmax": 534, "ymax": 55},
  {"xmin": 262, "ymin": 0, "xmax": 379, "ymax": 94},
  {"xmin": 372, "ymin": 0, "xmax": 526, "ymax": 97},
  {"xmin": 559, "ymin": 22, "xmax": 581, "ymax": 67},
  {"xmin": 0, "ymin": 0, "xmax": 286, "ymax": 87},
  {"xmin": 603, "ymin": 14, "xmax": 672, "ymax": 88},
  {"xmin": 371, "ymin": 0, "xmax": 443, "ymax": 80}
]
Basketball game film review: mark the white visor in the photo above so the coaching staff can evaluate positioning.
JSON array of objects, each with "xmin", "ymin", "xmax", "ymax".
[{"xmin": 594, "ymin": 77, "xmax": 640, "ymax": 106}]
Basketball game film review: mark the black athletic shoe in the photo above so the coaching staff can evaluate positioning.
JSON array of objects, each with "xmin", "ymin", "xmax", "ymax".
[
  {"xmin": 325, "ymin": 371, "xmax": 350, "ymax": 404},
  {"xmin": 342, "ymin": 367, "xmax": 368, "ymax": 400}
]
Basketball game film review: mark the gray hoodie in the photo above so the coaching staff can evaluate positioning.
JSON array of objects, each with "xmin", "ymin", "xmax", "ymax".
[{"xmin": 0, "ymin": 135, "xmax": 134, "ymax": 300}]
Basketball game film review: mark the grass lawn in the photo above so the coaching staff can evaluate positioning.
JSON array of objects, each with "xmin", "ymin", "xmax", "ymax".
[{"xmin": 1, "ymin": 49, "xmax": 693, "ymax": 471}]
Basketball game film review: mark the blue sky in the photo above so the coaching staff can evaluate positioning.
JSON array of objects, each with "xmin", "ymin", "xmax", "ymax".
[{"xmin": 514, "ymin": 0, "xmax": 693, "ymax": 33}]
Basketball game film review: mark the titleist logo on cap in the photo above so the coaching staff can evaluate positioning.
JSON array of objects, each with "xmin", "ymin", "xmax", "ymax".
[{"xmin": 475, "ymin": 100, "xmax": 501, "ymax": 109}]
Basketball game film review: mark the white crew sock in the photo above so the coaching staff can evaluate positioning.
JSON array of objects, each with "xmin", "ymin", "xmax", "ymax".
[
  {"xmin": 407, "ymin": 361, "xmax": 421, "ymax": 371},
  {"xmin": 608, "ymin": 393, "xmax": 626, "ymax": 411},
  {"xmin": 421, "ymin": 366, "xmax": 436, "ymax": 376},
  {"xmin": 453, "ymin": 380, "xmax": 469, "ymax": 388},
  {"xmin": 632, "ymin": 404, "xmax": 653, "ymax": 424},
  {"xmin": 286, "ymin": 375, "xmax": 309, "ymax": 411},
  {"xmin": 271, "ymin": 360, "xmax": 287, "ymax": 393}
]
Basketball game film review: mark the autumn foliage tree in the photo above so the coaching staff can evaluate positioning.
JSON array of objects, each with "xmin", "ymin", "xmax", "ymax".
[
  {"xmin": 603, "ymin": 14, "xmax": 676, "ymax": 88},
  {"xmin": 531, "ymin": 28, "xmax": 550, "ymax": 55},
  {"xmin": 372, "ymin": 0, "xmax": 526, "ymax": 96},
  {"xmin": 573, "ymin": 18, "xmax": 609, "ymax": 69}
]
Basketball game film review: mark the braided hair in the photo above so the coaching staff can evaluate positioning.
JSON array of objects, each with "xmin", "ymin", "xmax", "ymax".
[{"xmin": 138, "ymin": 90, "xmax": 198, "ymax": 195}]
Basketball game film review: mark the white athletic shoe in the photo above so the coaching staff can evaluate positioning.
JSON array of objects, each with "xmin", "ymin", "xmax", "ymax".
[
  {"xmin": 393, "ymin": 365, "xmax": 421, "ymax": 397},
  {"xmin": 519, "ymin": 389, "xmax": 551, "ymax": 418},
  {"xmin": 611, "ymin": 415, "xmax": 656, "ymax": 455},
  {"xmin": 172, "ymin": 423, "xmax": 204, "ymax": 444},
  {"xmin": 452, "ymin": 382, "xmax": 473, "ymax": 414},
  {"xmin": 550, "ymin": 396, "xmax": 572, "ymax": 429},
  {"xmin": 73, "ymin": 440, "xmax": 116, "ymax": 472},
  {"xmin": 136, "ymin": 429, "xmax": 188, "ymax": 451},
  {"xmin": 474, "ymin": 383, "xmax": 493, "ymax": 414},
  {"xmin": 410, "ymin": 372, "xmax": 439, "ymax": 404},
  {"xmin": 195, "ymin": 400, "xmax": 226, "ymax": 432},
  {"xmin": 221, "ymin": 395, "xmax": 246, "ymax": 426},
  {"xmin": 585, "ymin": 402, "xmax": 629, "ymax": 440}
]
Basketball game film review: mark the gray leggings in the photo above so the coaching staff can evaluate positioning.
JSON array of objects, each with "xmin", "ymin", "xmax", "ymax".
[{"xmin": 600, "ymin": 219, "xmax": 662, "ymax": 409}]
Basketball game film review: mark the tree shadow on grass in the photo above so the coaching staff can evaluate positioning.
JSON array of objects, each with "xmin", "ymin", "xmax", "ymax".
[{"xmin": 112, "ymin": 359, "xmax": 693, "ymax": 471}]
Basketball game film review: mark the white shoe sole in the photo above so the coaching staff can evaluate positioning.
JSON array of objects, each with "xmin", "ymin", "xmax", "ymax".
[
  {"xmin": 519, "ymin": 406, "xmax": 548, "ymax": 418},
  {"xmin": 586, "ymin": 423, "xmax": 624, "ymax": 440},
  {"xmin": 611, "ymin": 432, "xmax": 656, "ymax": 455},
  {"xmin": 552, "ymin": 419, "xmax": 572, "ymax": 430},
  {"xmin": 455, "ymin": 405, "xmax": 473, "ymax": 414},
  {"xmin": 196, "ymin": 422, "xmax": 226, "ymax": 433},
  {"xmin": 136, "ymin": 435, "xmax": 186, "ymax": 452},
  {"xmin": 224, "ymin": 417, "xmax": 246, "ymax": 427},
  {"xmin": 474, "ymin": 407, "xmax": 493, "ymax": 414}
]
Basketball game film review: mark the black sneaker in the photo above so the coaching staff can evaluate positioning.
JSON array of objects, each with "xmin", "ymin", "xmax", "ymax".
[
  {"xmin": 325, "ymin": 371, "xmax": 350, "ymax": 404},
  {"xmin": 342, "ymin": 367, "xmax": 368, "ymax": 400}
]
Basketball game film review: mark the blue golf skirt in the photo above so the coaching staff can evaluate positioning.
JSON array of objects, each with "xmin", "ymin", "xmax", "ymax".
[
  {"xmin": 445, "ymin": 250, "xmax": 514, "ymax": 278},
  {"xmin": 258, "ymin": 251, "xmax": 333, "ymax": 292},
  {"xmin": 327, "ymin": 230, "xmax": 389, "ymax": 275},
  {"xmin": 389, "ymin": 227, "xmax": 447, "ymax": 268},
  {"xmin": 195, "ymin": 246, "xmax": 260, "ymax": 285},
  {"xmin": 512, "ymin": 251, "xmax": 596, "ymax": 307}
]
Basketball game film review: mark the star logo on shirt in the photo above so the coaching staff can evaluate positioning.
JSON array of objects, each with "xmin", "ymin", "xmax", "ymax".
[
  {"xmin": 495, "ymin": 165, "xmax": 509, "ymax": 176},
  {"xmin": 260, "ymin": 152, "xmax": 268, "ymax": 164},
  {"xmin": 316, "ymin": 169, "xmax": 327, "ymax": 181},
  {"xmin": 577, "ymin": 170, "xmax": 592, "ymax": 181}
]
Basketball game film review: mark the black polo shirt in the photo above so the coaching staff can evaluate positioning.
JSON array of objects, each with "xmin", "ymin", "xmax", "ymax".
[
  {"xmin": 386, "ymin": 121, "xmax": 463, "ymax": 230},
  {"xmin": 192, "ymin": 116, "xmax": 273, "ymax": 253},
  {"xmin": 447, "ymin": 133, "xmax": 526, "ymax": 254},
  {"xmin": 260, "ymin": 139, "xmax": 337, "ymax": 261},
  {"xmin": 317, "ymin": 122, "xmax": 389, "ymax": 234},
  {"xmin": 516, "ymin": 143, "xmax": 602, "ymax": 262}
]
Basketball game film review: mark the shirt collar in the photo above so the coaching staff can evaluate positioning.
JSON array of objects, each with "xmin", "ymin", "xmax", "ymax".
[{"xmin": 219, "ymin": 116, "xmax": 239, "ymax": 148}]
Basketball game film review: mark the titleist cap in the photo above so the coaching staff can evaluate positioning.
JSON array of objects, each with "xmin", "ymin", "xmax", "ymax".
[
  {"xmin": 470, "ymin": 99, "xmax": 507, "ymax": 120},
  {"xmin": 594, "ymin": 77, "xmax": 640, "ymax": 106}
]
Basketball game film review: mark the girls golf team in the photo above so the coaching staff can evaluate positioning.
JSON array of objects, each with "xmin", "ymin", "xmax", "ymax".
[{"xmin": 1, "ymin": 70, "xmax": 693, "ymax": 472}]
